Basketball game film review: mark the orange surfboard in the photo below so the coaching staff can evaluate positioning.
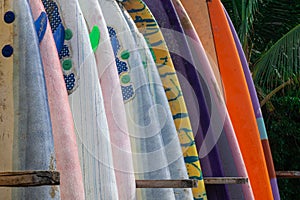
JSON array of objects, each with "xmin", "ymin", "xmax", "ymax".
[{"xmin": 207, "ymin": 0, "xmax": 273, "ymax": 199}]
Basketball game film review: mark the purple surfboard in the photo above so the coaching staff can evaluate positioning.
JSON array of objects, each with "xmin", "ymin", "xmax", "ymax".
[
  {"xmin": 171, "ymin": 0, "xmax": 255, "ymax": 199},
  {"xmin": 143, "ymin": 0, "xmax": 230, "ymax": 199}
]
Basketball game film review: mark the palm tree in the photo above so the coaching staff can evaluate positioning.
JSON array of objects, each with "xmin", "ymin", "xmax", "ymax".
[{"xmin": 222, "ymin": 0, "xmax": 300, "ymax": 96}]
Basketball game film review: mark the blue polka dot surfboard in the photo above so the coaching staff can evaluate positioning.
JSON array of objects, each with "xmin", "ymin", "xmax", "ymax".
[
  {"xmin": 42, "ymin": 0, "xmax": 119, "ymax": 199},
  {"xmin": 99, "ymin": 0, "xmax": 181, "ymax": 199},
  {"xmin": 0, "ymin": 0, "xmax": 60, "ymax": 199},
  {"xmin": 78, "ymin": 0, "xmax": 136, "ymax": 199},
  {"xmin": 29, "ymin": 0, "xmax": 85, "ymax": 199},
  {"xmin": 224, "ymin": 9, "xmax": 280, "ymax": 200}
]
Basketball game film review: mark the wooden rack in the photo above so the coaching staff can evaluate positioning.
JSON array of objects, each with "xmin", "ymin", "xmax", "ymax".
[
  {"xmin": 0, "ymin": 171, "xmax": 248, "ymax": 188},
  {"xmin": 276, "ymin": 171, "xmax": 300, "ymax": 179},
  {"xmin": 0, "ymin": 170, "xmax": 298, "ymax": 188},
  {"xmin": 0, "ymin": 171, "xmax": 60, "ymax": 187}
]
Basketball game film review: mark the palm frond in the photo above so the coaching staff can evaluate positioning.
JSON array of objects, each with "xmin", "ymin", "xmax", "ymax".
[
  {"xmin": 249, "ymin": 0, "xmax": 300, "ymax": 65},
  {"xmin": 222, "ymin": 0, "xmax": 261, "ymax": 56},
  {"xmin": 252, "ymin": 24, "xmax": 300, "ymax": 91}
]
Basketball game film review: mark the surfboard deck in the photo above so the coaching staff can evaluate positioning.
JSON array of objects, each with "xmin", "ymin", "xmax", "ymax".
[
  {"xmin": 43, "ymin": 0, "xmax": 119, "ymax": 199},
  {"xmin": 119, "ymin": 0, "xmax": 207, "ymax": 199},
  {"xmin": 78, "ymin": 0, "xmax": 136, "ymax": 199},
  {"xmin": 10, "ymin": 0, "xmax": 60, "ymax": 199},
  {"xmin": 143, "ymin": 1, "xmax": 230, "ymax": 199},
  {"xmin": 171, "ymin": 1, "xmax": 254, "ymax": 199},
  {"xmin": 120, "ymin": 5, "xmax": 193, "ymax": 199},
  {"xmin": 99, "ymin": 1, "xmax": 179, "ymax": 199},
  {"xmin": 207, "ymin": 1, "xmax": 273, "ymax": 199},
  {"xmin": 224, "ymin": 9, "xmax": 280, "ymax": 200},
  {"xmin": 179, "ymin": 0, "xmax": 223, "ymax": 91},
  {"xmin": 0, "ymin": 1, "xmax": 15, "ymax": 199},
  {"xmin": 29, "ymin": 1, "xmax": 85, "ymax": 199}
]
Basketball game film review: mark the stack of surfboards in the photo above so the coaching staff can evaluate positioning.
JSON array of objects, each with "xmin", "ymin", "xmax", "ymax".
[{"xmin": 0, "ymin": 0, "xmax": 280, "ymax": 199}]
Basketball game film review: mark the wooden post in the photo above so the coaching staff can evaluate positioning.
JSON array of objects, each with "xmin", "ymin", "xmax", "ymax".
[
  {"xmin": 204, "ymin": 177, "xmax": 248, "ymax": 184},
  {"xmin": 135, "ymin": 177, "xmax": 248, "ymax": 188},
  {"xmin": 0, "ymin": 172, "xmax": 249, "ymax": 188},
  {"xmin": 136, "ymin": 179, "xmax": 197, "ymax": 188},
  {"xmin": 0, "ymin": 171, "xmax": 60, "ymax": 187},
  {"xmin": 276, "ymin": 171, "xmax": 300, "ymax": 179}
]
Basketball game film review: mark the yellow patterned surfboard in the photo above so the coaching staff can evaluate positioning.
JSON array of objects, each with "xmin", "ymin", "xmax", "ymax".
[{"xmin": 119, "ymin": 0, "xmax": 207, "ymax": 199}]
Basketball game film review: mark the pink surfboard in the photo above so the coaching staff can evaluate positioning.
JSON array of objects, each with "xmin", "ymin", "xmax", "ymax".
[
  {"xmin": 42, "ymin": 0, "xmax": 119, "ymax": 199},
  {"xmin": 29, "ymin": 1, "xmax": 85, "ymax": 199}
]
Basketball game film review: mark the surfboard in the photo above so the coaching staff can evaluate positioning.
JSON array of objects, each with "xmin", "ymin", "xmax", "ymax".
[
  {"xmin": 119, "ymin": 0, "xmax": 207, "ymax": 199},
  {"xmin": 78, "ymin": 1, "xmax": 136, "ymax": 199},
  {"xmin": 0, "ymin": 0, "xmax": 16, "ymax": 199},
  {"xmin": 143, "ymin": 1, "xmax": 230, "ymax": 199},
  {"xmin": 42, "ymin": 0, "xmax": 119, "ymax": 199},
  {"xmin": 178, "ymin": 0, "xmax": 223, "ymax": 91},
  {"xmin": 28, "ymin": 1, "xmax": 85, "ymax": 199},
  {"xmin": 120, "ymin": 5, "xmax": 193, "ymax": 199},
  {"xmin": 207, "ymin": 1, "xmax": 273, "ymax": 199},
  {"xmin": 99, "ymin": 0, "xmax": 177, "ymax": 199},
  {"xmin": 224, "ymin": 8, "xmax": 281, "ymax": 200},
  {"xmin": 0, "ymin": 0, "xmax": 60, "ymax": 199},
  {"xmin": 171, "ymin": 1, "xmax": 254, "ymax": 199}
]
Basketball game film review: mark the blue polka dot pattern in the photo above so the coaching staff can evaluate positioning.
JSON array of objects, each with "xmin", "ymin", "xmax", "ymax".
[
  {"xmin": 107, "ymin": 26, "xmax": 120, "ymax": 56},
  {"xmin": 121, "ymin": 85, "xmax": 134, "ymax": 101},
  {"xmin": 116, "ymin": 57, "xmax": 128, "ymax": 75},
  {"xmin": 42, "ymin": 0, "xmax": 77, "ymax": 94},
  {"xmin": 59, "ymin": 45, "xmax": 70, "ymax": 59},
  {"xmin": 64, "ymin": 73, "xmax": 75, "ymax": 91},
  {"xmin": 107, "ymin": 26, "xmax": 135, "ymax": 101},
  {"xmin": 42, "ymin": 0, "xmax": 62, "ymax": 32}
]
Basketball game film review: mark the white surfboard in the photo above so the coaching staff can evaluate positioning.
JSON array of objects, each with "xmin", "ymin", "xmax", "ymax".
[
  {"xmin": 99, "ymin": 0, "xmax": 177, "ymax": 199},
  {"xmin": 120, "ymin": 5, "xmax": 193, "ymax": 200},
  {"xmin": 78, "ymin": 1, "xmax": 136, "ymax": 199}
]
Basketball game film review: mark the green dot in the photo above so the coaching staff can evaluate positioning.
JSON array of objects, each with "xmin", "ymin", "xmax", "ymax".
[
  {"xmin": 121, "ymin": 74, "xmax": 131, "ymax": 84},
  {"xmin": 65, "ymin": 29, "xmax": 73, "ymax": 40},
  {"xmin": 62, "ymin": 59, "xmax": 72, "ymax": 70},
  {"xmin": 121, "ymin": 50, "xmax": 130, "ymax": 60},
  {"xmin": 89, "ymin": 26, "xmax": 100, "ymax": 52},
  {"xmin": 142, "ymin": 61, "xmax": 147, "ymax": 69}
]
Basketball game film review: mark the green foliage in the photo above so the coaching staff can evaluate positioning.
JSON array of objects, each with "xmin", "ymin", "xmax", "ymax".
[
  {"xmin": 222, "ymin": 0, "xmax": 261, "ymax": 55},
  {"xmin": 252, "ymin": 24, "xmax": 300, "ymax": 91},
  {"xmin": 264, "ymin": 95, "xmax": 300, "ymax": 199}
]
